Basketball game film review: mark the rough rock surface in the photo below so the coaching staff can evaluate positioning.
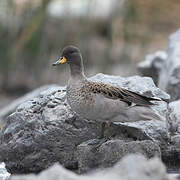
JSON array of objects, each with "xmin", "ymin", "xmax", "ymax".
[
  {"xmin": 158, "ymin": 29, "xmax": 180, "ymax": 101},
  {"xmin": 0, "ymin": 86, "xmax": 101, "ymax": 174},
  {"xmin": 76, "ymin": 140, "xmax": 161, "ymax": 173},
  {"xmin": 163, "ymin": 99, "xmax": 180, "ymax": 172},
  {"xmin": 138, "ymin": 51, "xmax": 167, "ymax": 85},
  {"xmin": 136, "ymin": 29, "xmax": 180, "ymax": 172},
  {"xmin": 112, "ymin": 121, "xmax": 168, "ymax": 146},
  {"xmin": 10, "ymin": 154, "xmax": 177, "ymax": 180},
  {"xmin": 137, "ymin": 29, "xmax": 180, "ymax": 102},
  {"xmin": 0, "ymin": 74, "xmax": 170, "ymax": 174},
  {"xmin": 167, "ymin": 100, "xmax": 180, "ymax": 136},
  {"xmin": 0, "ymin": 84, "xmax": 59, "ymax": 128}
]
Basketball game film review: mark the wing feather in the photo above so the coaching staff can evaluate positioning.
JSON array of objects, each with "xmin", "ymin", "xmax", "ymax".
[{"xmin": 88, "ymin": 81, "xmax": 161, "ymax": 106}]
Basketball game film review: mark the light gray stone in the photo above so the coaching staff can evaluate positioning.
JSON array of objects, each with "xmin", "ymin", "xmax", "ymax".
[
  {"xmin": 113, "ymin": 120, "xmax": 168, "ymax": 146},
  {"xmin": 169, "ymin": 100, "xmax": 180, "ymax": 134},
  {"xmin": 165, "ymin": 99, "xmax": 180, "ymax": 169},
  {"xmin": 158, "ymin": 29, "xmax": 180, "ymax": 101},
  {"xmin": 166, "ymin": 100, "xmax": 180, "ymax": 139},
  {"xmin": 0, "ymin": 84, "xmax": 60, "ymax": 128},
  {"xmin": 113, "ymin": 154, "xmax": 169, "ymax": 180},
  {"xmin": 10, "ymin": 154, "xmax": 173, "ymax": 180},
  {"xmin": 76, "ymin": 140, "xmax": 161, "ymax": 173},
  {"xmin": 0, "ymin": 163, "xmax": 10, "ymax": 180},
  {"xmin": 138, "ymin": 51, "xmax": 167, "ymax": 85},
  {"xmin": 171, "ymin": 135, "xmax": 180, "ymax": 147}
]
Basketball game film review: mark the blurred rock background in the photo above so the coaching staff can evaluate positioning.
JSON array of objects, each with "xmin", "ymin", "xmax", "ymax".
[{"xmin": 1, "ymin": 0, "xmax": 180, "ymax": 107}]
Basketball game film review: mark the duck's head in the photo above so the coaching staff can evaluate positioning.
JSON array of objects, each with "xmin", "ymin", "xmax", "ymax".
[{"xmin": 52, "ymin": 45, "xmax": 82, "ymax": 67}]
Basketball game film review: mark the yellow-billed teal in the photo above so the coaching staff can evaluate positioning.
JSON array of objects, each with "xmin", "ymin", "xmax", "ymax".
[{"xmin": 53, "ymin": 46, "xmax": 164, "ymax": 136}]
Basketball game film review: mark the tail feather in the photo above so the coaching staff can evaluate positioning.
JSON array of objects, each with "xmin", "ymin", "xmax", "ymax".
[{"xmin": 124, "ymin": 89, "xmax": 161, "ymax": 106}]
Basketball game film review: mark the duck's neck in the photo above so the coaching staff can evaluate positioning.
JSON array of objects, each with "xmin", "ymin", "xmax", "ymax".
[{"xmin": 69, "ymin": 59, "xmax": 85, "ymax": 80}]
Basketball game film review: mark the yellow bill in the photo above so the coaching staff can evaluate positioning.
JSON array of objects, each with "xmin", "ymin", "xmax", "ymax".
[
  {"xmin": 59, "ymin": 56, "xmax": 67, "ymax": 64},
  {"xmin": 52, "ymin": 56, "xmax": 67, "ymax": 66}
]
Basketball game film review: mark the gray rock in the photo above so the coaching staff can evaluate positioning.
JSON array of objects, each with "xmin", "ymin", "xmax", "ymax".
[
  {"xmin": 10, "ymin": 154, "xmax": 172, "ymax": 180},
  {"xmin": 171, "ymin": 135, "xmax": 180, "ymax": 147},
  {"xmin": 0, "ymin": 84, "xmax": 60, "ymax": 128},
  {"xmin": 0, "ymin": 163, "xmax": 10, "ymax": 180},
  {"xmin": 0, "ymin": 85, "xmax": 101, "ymax": 174},
  {"xmin": 76, "ymin": 140, "xmax": 161, "ymax": 173},
  {"xmin": 138, "ymin": 51, "xmax": 167, "ymax": 85},
  {"xmin": 112, "ymin": 121, "xmax": 168, "ymax": 146},
  {"xmin": 159, "ymin": 100, "xmax": 180, "ymax": 174},
  {"xmin": 167, "ymin": 100, "xmax": 180, "ymax": 136},
  {"xmin": 0, "ymin": 74, "xmax": 170, "ymax": 174},
  {"xmin": 113, "ymin": 154, "xmax": 169, "ymax": 180},
  {"xmin": 158, "ymin": 29, "xmax": 180, "ymax": 101},
  {"xmin": 111, "ymin": 121, "xmax": 180, "ymax": 172},
  {"xmin": 163, "ymin": 99, "xmax": 180, "ymax": 172}
]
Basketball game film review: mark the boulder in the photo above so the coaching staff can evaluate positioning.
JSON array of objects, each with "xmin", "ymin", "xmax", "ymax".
[
  {"xmin": 0, "ymin": 84, "xmax": 59, "ymax": 128},
  {"xmin": 0, "ymin": 74, "xmax": 170, "ymax": 174},
  {"xmin": 10, "ymin": 154, "xmax": 175, "ymax": 180},
  {"xmin": 165, "ymin": 100, "xmax": 180, "ymax": 169},
  {"xmin": 167, "ymin": 100, "xmax": 180, "ymax": 136},
  {"xmin": 76, "ymin": 140, "xmax": 161, "ymax": 173},
  {"xmin": 112, "ymin": 121, "xmax": 168, "ymax": 146},
  {"xmin": 138, "ymin": 51, "xmax": 167, "ymax": 85},
  {"xmin": 158, "ymin": 29, "xmax": 180, "ymax": 101},
  {"xmin": 0, "ymin": 86, "xmax": 101, "ymax": 174}
]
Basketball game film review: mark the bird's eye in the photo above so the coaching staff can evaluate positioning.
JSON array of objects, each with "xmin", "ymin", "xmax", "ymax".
[{"xmin": 70, "ymin": 51, "xmax": 75, "ymax": 54}]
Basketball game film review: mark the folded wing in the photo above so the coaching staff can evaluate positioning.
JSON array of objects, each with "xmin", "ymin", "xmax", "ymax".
[{"xmin": 88, "ymin": 81, "xmax": 161, "ymax": 106}]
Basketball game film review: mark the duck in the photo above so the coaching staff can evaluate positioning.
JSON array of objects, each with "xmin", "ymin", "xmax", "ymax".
[{"xmin": 53, "ymin": 45, "xmax": 164, "ymax": 137}]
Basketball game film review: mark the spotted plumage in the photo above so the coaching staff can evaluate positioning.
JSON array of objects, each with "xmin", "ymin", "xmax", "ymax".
[{"xmin": 87, "ymin": 81, "xmax": 160, "ymax": 106}]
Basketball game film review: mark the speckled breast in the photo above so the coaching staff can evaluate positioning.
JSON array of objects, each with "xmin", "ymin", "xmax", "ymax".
[{"xmin": 66, "ymin": 82, "xmax": 95, "ymax": 118}]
